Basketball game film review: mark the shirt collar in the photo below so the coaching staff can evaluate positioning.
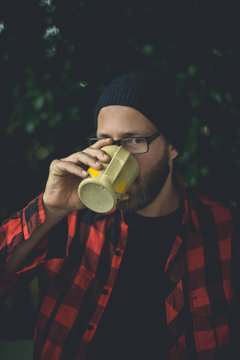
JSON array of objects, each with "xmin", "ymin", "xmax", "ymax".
[{"xmin": 174, "ymin": 171, "xmax": 198, "ymax": 232}]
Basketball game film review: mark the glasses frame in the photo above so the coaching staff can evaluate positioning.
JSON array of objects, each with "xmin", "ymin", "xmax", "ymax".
[{"xmin": 87, "ymin": 131, "xmax": 161, "ymax": 155}]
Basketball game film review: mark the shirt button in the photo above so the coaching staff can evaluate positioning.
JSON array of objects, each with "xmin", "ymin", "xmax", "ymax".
[
  {"xmin": 102, "ymin": 289, "xmax": 109, "ymax": 295},
  {"xmin": 115, "ymin": 250, "xmax": 122, "ymax": 256}
]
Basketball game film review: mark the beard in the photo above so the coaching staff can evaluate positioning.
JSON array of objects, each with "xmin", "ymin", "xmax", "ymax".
[{"xmin": 118, "ymin": 148, "xmax": 170, "ymax": 213}]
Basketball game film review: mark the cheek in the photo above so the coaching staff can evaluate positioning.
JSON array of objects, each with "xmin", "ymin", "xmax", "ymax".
[{"xmin": 134, "ymin": 155, "xmax": 154, "ymax": 177}]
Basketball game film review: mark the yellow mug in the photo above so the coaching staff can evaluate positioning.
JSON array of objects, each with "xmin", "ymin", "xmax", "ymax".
[{"xmin": 78, "ymin": 145, "xmax": 139, "ymax": 213}]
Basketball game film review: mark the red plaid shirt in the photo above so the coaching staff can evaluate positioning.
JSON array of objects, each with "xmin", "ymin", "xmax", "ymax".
[{"xmin": 0, "ymin": 173, "xmax": 239, "ymax": 359}]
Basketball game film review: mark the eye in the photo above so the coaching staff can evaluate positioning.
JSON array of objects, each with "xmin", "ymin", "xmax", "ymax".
[
  {"xmin": 132, "ymin": 138, "xmax": 145, "ymax": 144},
  {"xmin": 122, "ymin": 138, "xmax": 132, "ymax": 145}
]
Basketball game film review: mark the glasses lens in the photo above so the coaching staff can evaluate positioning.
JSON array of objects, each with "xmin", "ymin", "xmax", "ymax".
[{"xmin": 121, "ymin": 138, "xmax": 147, "ymax": 154}]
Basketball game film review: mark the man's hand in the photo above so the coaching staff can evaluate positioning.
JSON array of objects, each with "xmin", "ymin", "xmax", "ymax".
[
  {"xmin": 43, "ymin": 138, "xmax": 112, "ymax": 215},
  {"xmin": 3, "ymin": 139, "xmax": 113, "ymax": 275}
]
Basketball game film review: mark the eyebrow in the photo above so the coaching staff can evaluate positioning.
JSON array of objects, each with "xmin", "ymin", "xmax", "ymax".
[{"xmin": 96, "ymin": 131, "xmax": 142, "ymax": 138}]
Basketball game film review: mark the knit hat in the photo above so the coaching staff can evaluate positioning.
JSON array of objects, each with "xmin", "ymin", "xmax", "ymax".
[{"xmin": 94, "ymin": 71, "xmax": 188, "ymax": 153}]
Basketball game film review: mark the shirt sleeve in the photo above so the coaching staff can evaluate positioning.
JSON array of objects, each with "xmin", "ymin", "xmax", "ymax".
[
  {"xmin": 231, "ymin": 206, "xmax": 240, "ymax": 298},
  {"xmin": 0, "ymin": 193, "xmax": 47, "ymax": 298}
]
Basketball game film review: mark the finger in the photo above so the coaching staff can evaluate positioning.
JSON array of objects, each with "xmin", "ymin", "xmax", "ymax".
[
  {"xmin": 60, "ymin": 151, "xmax": 103, "ymax": 170},
  {"xmin": 50, "ymin": 159, "xmax": 90, "ymax": 178},
  {"xmin": 83, "ymin": 147, "xmax": 111, "ymax": 163},
  {"xmin": 61, "ymin": 138, "xmax": 112, "ymax": 165},
  {"xmin": 90, "ymin": 137, "xmax": 112, "ymax": 149},
  {"xmin": 84, "ymin": 138, "xmax": 113, "ymax": 162}
]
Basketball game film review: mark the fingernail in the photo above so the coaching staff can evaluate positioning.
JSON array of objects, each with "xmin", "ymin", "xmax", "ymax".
[
  {"xmin": 81, "ymin": 170, "xmax": 88, "ymax": 176},
  {"xmin": 95, "ymin": 160, "xmax": 100, "ymax": 166},
  {"xmin": 103, "ymin": 154, "xmax": 109, "ymax": 159}
]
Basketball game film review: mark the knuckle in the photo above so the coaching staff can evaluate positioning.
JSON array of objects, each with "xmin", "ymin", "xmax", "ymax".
[
  {"xmin": 75, "ymin": 150, "xmax": 83, "ymax": 156},
  {"xmin": 50, "ymin": 159, "xmax": 60, "ymax": 168}
]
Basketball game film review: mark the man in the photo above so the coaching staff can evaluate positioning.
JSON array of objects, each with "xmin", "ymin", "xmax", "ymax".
[{"xmin": 0, "ymin": 71, "xmax": 239, "ymax": 359}]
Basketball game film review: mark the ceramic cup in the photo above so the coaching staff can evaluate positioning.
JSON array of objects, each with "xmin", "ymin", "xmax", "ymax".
[{"xmin": 78, "ymin": 145, "xmax": 139, "ymax": 213}]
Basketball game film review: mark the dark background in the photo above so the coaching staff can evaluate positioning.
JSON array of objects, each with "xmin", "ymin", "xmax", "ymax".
[{"xmin": 0, "ymin": 0, "xmax": 240, "ymax": 339}]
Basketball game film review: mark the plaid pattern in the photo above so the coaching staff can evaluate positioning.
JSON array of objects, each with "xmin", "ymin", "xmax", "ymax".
[
  {"xmin": 0, "ymin": 173, "xmax": 239, "ymax": 359},
  {"xmin": 165, "ymin": 177, "xmax": 240, "ymax": 359}
]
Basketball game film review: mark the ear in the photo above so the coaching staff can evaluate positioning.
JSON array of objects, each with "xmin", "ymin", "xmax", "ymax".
[{"xmin": 169, "ymin": 144, "xmax": 179, "ymax": 160}]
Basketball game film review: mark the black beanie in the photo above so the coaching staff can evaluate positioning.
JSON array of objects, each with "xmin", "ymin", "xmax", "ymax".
[{"xmin": 94, "ymin": 71, "xmax": 188, "ymax": 153}]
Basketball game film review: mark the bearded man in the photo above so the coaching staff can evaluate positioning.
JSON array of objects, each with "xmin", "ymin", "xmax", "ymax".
[{"xmin": 1, "ymin": 71, "xmax": 239, "ymax": 360}]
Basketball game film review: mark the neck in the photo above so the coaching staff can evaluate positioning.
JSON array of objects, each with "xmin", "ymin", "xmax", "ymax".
[{"xmin": 136, "ymin": 171, "xmax": 180, "ymax": 218}]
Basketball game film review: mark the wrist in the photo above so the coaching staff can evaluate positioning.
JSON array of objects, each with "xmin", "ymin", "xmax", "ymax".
[{"xmin": 42, "ymin": 199, "xmax": 71, "ymax": 223}]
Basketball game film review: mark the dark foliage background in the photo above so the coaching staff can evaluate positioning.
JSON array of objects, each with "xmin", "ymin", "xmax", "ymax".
[{"xmin": 0, "ymin": 0, "xmax": 240, "ymax": 339}]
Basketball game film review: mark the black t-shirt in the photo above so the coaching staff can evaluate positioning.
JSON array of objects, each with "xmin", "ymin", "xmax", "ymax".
[{"xmin": 87, "ymin": 208, "xmax": 182, "ymax": 360}]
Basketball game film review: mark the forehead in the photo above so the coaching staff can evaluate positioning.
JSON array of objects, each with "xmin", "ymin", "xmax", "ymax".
[{"xmin": 97, "ymin": 105, "xmax": 157, "ymax": 135}]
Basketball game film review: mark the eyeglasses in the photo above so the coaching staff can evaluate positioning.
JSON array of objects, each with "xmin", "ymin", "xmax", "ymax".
[{"xmin": 87, "ymin": 131, "xmax": 161, "ymax": 155}]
